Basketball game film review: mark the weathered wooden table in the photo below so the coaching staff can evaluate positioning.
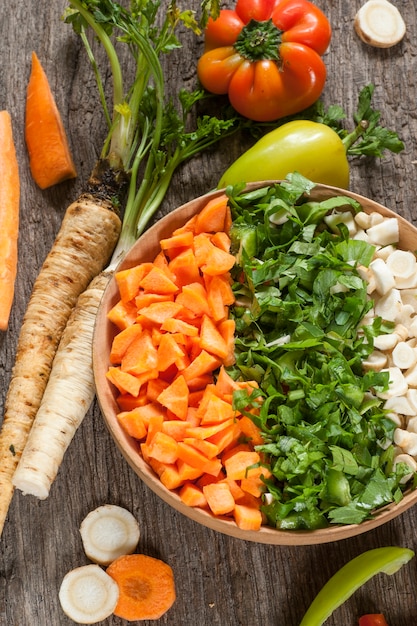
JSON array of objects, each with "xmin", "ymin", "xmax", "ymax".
[{"xmin": 1, "ymin": 1, "xmax": 416, "ymax": 624}]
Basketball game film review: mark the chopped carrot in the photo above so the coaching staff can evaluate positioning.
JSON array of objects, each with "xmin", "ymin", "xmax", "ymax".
[
  {"xmin": 239, "ymin": 415, "xmax": 264, "ymax": 446},
  {"xmin": 183, "ymin": 437, "xmax": 219, "ymax": 459},
  {"xmin": 145, "ymin": 414, "xmax": 165, "ymax": 446},
  {"xmin": 194, "ymin": 194, "xmax": 228, "ymax": 234},
  {"xmin": 179, "ymin": 481, "xmax": 207, "ymax": 507},
  {"xmin": 139, "ymin": 301, "xmax": 184, "ymax": 324},
  {"xmin": 25, "ymin": 52, "xmax": 76, "ymax": 189},
  {"xmin": 109, "ymin": 322, "xmax": 143, "ymax": 364},
  {"xmin": 106, "ymin": 554, "xmax": 176, "ymax": 621},
  {"xmin": 135, "ymin": 291, "xmax": 173, "ymax": 310},
  {"xmin": 107, "ymin": 299, "xmax": 138, "ymax": 330},
  {"xmin": 233, "ymin": 503, "xmax": 263, "ymax": 531},
  {"xmin": 208, "ymin": 422, "xmax": 241, "ymax": 454},
  {"xmin": 210, "ymin": 230, "xmax": 231, "ymax": 252},
  {"xmin": 160, "ymin": 317, "xmax": 199, "ymax": 336},
  {"xmin": 185, "ymin": 419, "xmax": 236, "ymax": 440},
  {"xmin": 0, "ymin": 111, "xmax": 20, "ymax": 331},
  {"xmin": 147, "ymin": 431, "xmax": 178, "ymax": 464},
  {"xmin": 175, "ymin": 282, "xmax": 211, "ymax": 316},
  {"xmin": 224, "ymin": 450, "xmax": 261, "ymax": 481},
  {"xmin": 202, "ymin": 245, "xmax": 236, "ymax": 276},
  {"xmin": 181, "ymin": 350, "xmax": 221, "ymax": 383},
  {"xmin": 117, "ymin": 392, "xmax": 147, "ymax": 412},
  {"xmin": 177, "ymin": 460, "xmax": 204, "ymax": 482},
  {"xmin": 176, "ymin": 442, "xmax": 222, "ymax": 476},
  {"xmin": 117, "ymin": 409, "xmax": 148, "ymax": 440},
  {"xmin": 121, "ymin": 329, "xmax": 158, "ymax": 375},
  {"xmin": 139, "ymin": 266, "xmax": 179, "ymax": 294},
  {"xmin": 116, "ymin": 263, "xmax": 153, "ymax": 303},
  {"xmin": 203, "ymin": 481, "xmax": 235, "ymax": 516},
  {"xmin": 198, "ymin": 391, "xmax": 236, "ymax": 425},
  {"xmin": 157, "ymin": 334, "xmax": 186, "ymax": 372},
  {"xmin": 106, "ymin": 367, "xmax": 142, "ymax": 397},
  {"xmin": 218, "ymin": 318, "xmax": 236, "ymax": 366},
  {"xmin": 161, "ymin": 420, "xmax": 189, "ymax": 441},
  {"xmin": 157, "ymin": 375, "xmax": 189, "ymax": 420},
  {"xmin": 199, "ymin": 314, "xmax": 229, "ymax": 359},
  {"xmin": 215, "ymin": 366, "xmax": 240, "ymax": 396},
  {"xmin": 160, "ymin": 230, "xmax": 194, "ymax": 252},
  {"xmin": 168, "ymin": 248, "xmax": 202, "ymax": 286},
  {"xmin": 146, "ymin": 378, "xmax": 170, "ymax": 401},
  {"xmin": 159, "ymin": 464, "xmax": 183, "ymax": 490}
]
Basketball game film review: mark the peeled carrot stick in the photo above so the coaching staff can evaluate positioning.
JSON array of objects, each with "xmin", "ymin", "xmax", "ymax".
[
  {"xmin": 0, "ymin": 111, "xmax": 20, "ymax": 330},
  {"xmin": 25, "ymin": 52, "xmax": 77, "ymax": 189},
  {"xmin": 0, "ymin": 193, "xmax": 121, "ymax": 532},
  {"xmin": 12, "ymin": 271, "xmax": 113, "ymax": 499}
]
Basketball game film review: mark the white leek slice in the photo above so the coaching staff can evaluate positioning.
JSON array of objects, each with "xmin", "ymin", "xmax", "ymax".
[
  {"xmin": 354, "ymin": 0, "xmax": 406, "ymax": 48},
  {"xmin": 80, "ymin": 504, "xmax": 140, "ymax": 566},
  {"xmin": 59, "ymin": 564, "xmax": 119, "ymax": 624}
]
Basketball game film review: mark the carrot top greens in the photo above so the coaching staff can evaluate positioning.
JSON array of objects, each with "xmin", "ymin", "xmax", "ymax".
[
  {"xmin": 65, "ymin": 0, "xmax": 244, "ymax": 267},
  {"xmin": 227, "ymin": 175, "xmax": 412, "ymax": 528}
]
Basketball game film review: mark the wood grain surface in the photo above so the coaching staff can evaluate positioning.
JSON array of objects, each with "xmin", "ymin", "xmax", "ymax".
[{"xmin": 1, "ymin": 1, "xmax": 417, "ymax": 625}]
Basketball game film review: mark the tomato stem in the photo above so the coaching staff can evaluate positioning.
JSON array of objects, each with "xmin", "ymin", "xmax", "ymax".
[{"xmin": 235, "ymin": 19, "xmax": 281, "ymax": 62}]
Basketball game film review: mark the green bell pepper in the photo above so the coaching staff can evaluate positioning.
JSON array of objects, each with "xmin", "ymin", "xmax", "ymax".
[{"xmin": 299, "ymin": 547, "xmax": 414, "ymax": 626}]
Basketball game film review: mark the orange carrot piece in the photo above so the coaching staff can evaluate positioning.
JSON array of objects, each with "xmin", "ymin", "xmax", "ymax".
[
  {"xmin": 106, "ymin": 554, "xmax": 176, "ymax": 621},
  {"xmin": 208, "ymin": 422, "xmax": 241, "ymax": 454},
  {"xmin": 147, "ymin": 431, "xmax": 179, "ymax": 464},
  {"xmin": 179, "ymin": 481, "xmax": 207, "ymax": 507},
  {"xmin": 115, "ymin": 263, "xmax": 153, "ymax": 303},
  {"xmin": 161, "ymin": 420, "xmax": 189, "ymax": 441},
  {"xmin": 157, "ymin": 334, "xmax": 186, "ymax": 372},
  {"xmin": 175, "ymin": 282, "xmax": 211, "ymax": 316},
  {"xmin": 202, "ymin": 246, "xmax": 236, "ymax": 276},
  {"xmin": 135, "ymin": 292, "xmax": 174, "ymax": 310},
  {"xmin": 0, "ymin": 111, "xmax": 20, "ymax": 331},
  {"xmin": 233, "ymin": 503, "xmax": 263, "ymax": 531},
  {"xmin": 109, "ymin": 322, "xmax": 143, "ymax": 364},
  {"xmin": 224, "ymin": 450, "xmax": 261, "ymax": 481},
  {"xmin": 199, "ymin": 393, "xmax": 235, "ymax": 425},
  {"xmin": 128, "ymin": 402, "xmax": 165, "ymax": 428},
  {"xmin": 239, "ymin": 415, "xmax": 264, "ymax": 446},
  {"xmin": 194, "ymin": 194, "xmax": 229, "ymax": 234},
  {"xmin": 146, "ymin": 377, "xmax": 170, "ymax": 401},
  {"xmin": 203, "ymin": 481, "xmax": 235, "ymax": 516},
  {"xmin": 210, "ymin": 230, "xmax": 231, "ymax": 253},
  {"xmin": 176, "ymin": 442, "xmax": 222, "ymax": 476},
  {"xmin": 215, "ymin": 366, "xmax": 240, "ymax": 396},
  {"xmin": 121, "ymin": 329, "xmax": 158, "ymax": 375},
  {"xmin": 107, "ymin": 299, "xmax": 138, "ymax": 331},
  {"xmin": 193, "ymin": 233, "xmax": 215, "ymax": 267},
  {"xmin": 222, "ymin": 477, "xmax": 246, "ymax": 501},
  {"xmin": 157, "ymin": 375, "xmax": 189, "ymax": 420},
  {"xmin": 25, "ymin": 52, "xmax": 76, "ymax": 189},
  {"xmin": 160, "ymin": 317, "xmax": 199, "ymax": 336},
  {"xmin": 106, "ymin": 367, "xmax": 142, "ymax": 397},
  {"xmin": 117, "ymin": 409, "xmax": 148, "ymax": 440},
  {"xmin": 218, "ymin": 318, "xmax": 236, "ymax": 366},
  {"xmin": 172, "ymin": 214, "xmax": 198, "ymax": 235},
  {"xmin": 240, "ymin": 475, "xmax": 268, "ymax": 498},
  {"xmin": 183, "ymin": 437, "xmax": 219, "ymax": 459},
  {"xmin": 159, "ymin": 464, "xmax": 183, "ymax": 490},
  {"xmin": 177, "ymin": 460, "xmax": 204, "ymax": 482},
  {"xmin": 145, "ymin": 413, "xmax": 165, "ymax": 446},
  {"xmin": 185, "ymin": 418, "xmax": 235, "ymax": 440},
  {"xmin": 139, "ymin": 266, "xmax": 179, "ymax": 294},
  {"xmin": 181, "ymin": 350, "xmax": 221, "ymax": 383},
  {"xmin": 116, "ymin": 392, "xmax": 147, "ymax": 412},
  {"xmin": 139, "ymin": 301, "xmax": 184, "ymax": 324},
  {"xmin": 199, "ymin": 314, "xmax": 229, "ymax": 359},
  {"xmin": 160, "ymin": 230, "xmax": 194, "ymax": 252},
  {"xmin": 168, "ymin": 248, "xmax": 202, "ymax": 287}
]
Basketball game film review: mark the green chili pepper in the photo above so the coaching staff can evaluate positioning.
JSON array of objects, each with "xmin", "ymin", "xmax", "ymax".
[
  {"xmin": 299, "ymin": 547, "xmax": 414, "ymax": 626},
  {"xmin": 218, "ymin": 121, "xmax": 351, "ymax": 190}
]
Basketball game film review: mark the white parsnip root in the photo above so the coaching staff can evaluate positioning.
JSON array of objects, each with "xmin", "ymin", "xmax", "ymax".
[
  {"xmin": 0, "ymin": 196, "xmax": 121, "ymax": 532},
  {"xmin": 12, "ymin": 271, "xmax": 114, "ymax": 499},
  {"xmin": 354, "ymin": 0, "xmax": 406, "ymax": 48},
  {"xmin": 59, "ymin": 564, "xmax": 119, "ymax": 624},
  {"xmin": 80, "ymin": 504, "xmax": 140, "ymax": 566}
]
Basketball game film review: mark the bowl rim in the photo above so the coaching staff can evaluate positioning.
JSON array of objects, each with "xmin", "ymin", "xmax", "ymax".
[{"xmin": 93, "ymin": 182, "xmax": 417, "ymax": 545}]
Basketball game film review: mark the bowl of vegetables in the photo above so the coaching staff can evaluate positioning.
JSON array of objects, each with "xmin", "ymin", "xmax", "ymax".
[{"xmin": 93, "ymin": 176, "xmax": 417, "ymax": 545}]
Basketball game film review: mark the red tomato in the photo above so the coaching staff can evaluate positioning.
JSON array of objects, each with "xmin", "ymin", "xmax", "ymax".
[
  {"xmin": 359, "ymin": 615, "xmax": 389, "ymax": 626},
  {"xmin": 197, "ymin": 0, "xmax": 331, "ymax": 122}
]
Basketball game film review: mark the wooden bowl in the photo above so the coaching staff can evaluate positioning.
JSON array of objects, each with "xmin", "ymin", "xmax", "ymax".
[{"xmin": 93, "ymin": 182, "xmax": 417, "ymax": 545}]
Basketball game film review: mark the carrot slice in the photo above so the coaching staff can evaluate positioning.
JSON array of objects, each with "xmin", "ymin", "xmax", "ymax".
[
  {"xmin": 117, "ymin": 409, "xmax": 148, "ymax": 440},
  {"xmin": 116, "ymin": 263, "xmax": 153, "ymax": 303},
  {"xmin": 157, "ymin": 334, "xmax": 186, "ymax": 372},
  {"xmin": 121, "ymin": 330, "xmax": 158, "ymax": 375},
  {"xmin": 203, "ymin": 481, "xmax": 235, "ymax": 516},
  {"xmin": 139, "ymin": 301, "xmax": 184, "ymax": 324},
  {"xmin": 224, "ymin": 450, "xmax": 261, "ymax": 480},
  {"xmin": 175, "ymin": 282, "xmax": 211, "ymax": 316},
  {"xmin": 25, "ymin": 52, "xmax": 76, "ymax": 189},
  {"xmin": 0, "ymin": 111, "xmax": 20, "ymax": 331},
  {"xmin": 106, "ymin": 554, "xmax": 176, "ymax": 621},
  {"xmin": 168, "ymin": 248, "xmax": 202, "ymax": 287},
  {"xmin": 107, "ymin": 300, "xmax": 138, "ymax": 331},
  {"xmin": 106, "ymin": 367, "xmax": 142, "ymax": 397},
  {"xmin": 157, "ymin": 375, "xmax": 189, "ymax": 420},
  {"xmin": 109, "ymin": 323, "xmax": 143, "ymax": 364},
  {"xmin": 139, "ymin": 266, "xmax": 179, "ymax": 294},
  {"xmin": 194, "ymin": 195, "xmax": 228, "ymax": 234},
  {"xmin": 147, "ymin": 431, "xmax": 178, "ymax": 464},
  {"xmin": 179, "ymin": 481, "xmax": 207, "ymax": 507},
  {"xmin": 199, "ymin": 314, "xmax": 229, "ymax": 359},
  {"xmin": 233, "ymin": 503, "xmax": 263, "ymax": 531},
  {"xmin": 181, "ymin": 350, "xmax": 221, "ymax": 383}
]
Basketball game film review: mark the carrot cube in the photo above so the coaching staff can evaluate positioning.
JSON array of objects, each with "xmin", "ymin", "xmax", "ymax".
[
  {"xmin": 147, "ymin": 431, "xmax": 179, "ymax": 464},
  {"xmin": 203, "ymin": 481, "xmax": 235, "ymax": 516},
  {"xmin": 179, "ymin": 481, "xmax": 207, "ymax": 507},
  {"xmin": 233, "ymin": 503, "xmax": 263, "ymax": 531},
  {"xmin": 224, "ymin": 451, "xmax": 261, "ymax": 481},
  {"xmin": 157, "ymin": 375, "xmax": 189, "ymax": 420}
]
